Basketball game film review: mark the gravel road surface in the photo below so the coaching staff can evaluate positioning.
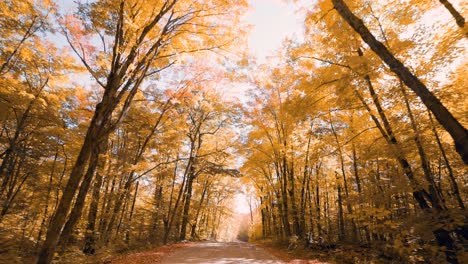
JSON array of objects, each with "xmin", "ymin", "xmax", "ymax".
[{"xmin": 160, "ymin": 241, "xmax": 284, "ymax": 264}]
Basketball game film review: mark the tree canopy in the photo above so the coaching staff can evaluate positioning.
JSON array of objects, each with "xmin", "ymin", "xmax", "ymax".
[{"xmin": 0, "ymin": 0, "xmax": 466, "ymax": 263}]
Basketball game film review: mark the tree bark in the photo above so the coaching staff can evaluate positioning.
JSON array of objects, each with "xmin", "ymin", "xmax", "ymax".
[
  {"xmin": 315, "ymin": 164, "xmax": 322, "ymax": 237},
  {"xmin": 439, "ymin": 0, "xmax": 465, "ymax": 28},
  {"xmin": 336, "ymin": 178, "xmax": 345, "ymax": 241},
  {"xmin": 300, "ymin": 135, "xmax": 312, "ymax": 235},
  {"xmin": 125, "ymin": 181, "xmax": 139, "ymax": 243},
  {"xmin": 36, "ymin": 150, "xmax": 59, "ymax": 247},
  {"xmin": 163, "ymin": 162, "xmax": 186, "ymax": 244},
  {"xmin": 180, "ymin": 169, "xmax": 194, "ymax": 241},
  {"xmin": 82, "ymin": 156, "xmax": 107, "ymax": 255},
  {"xmin": 149, "ymin": 183, "xmax": 163, "ymax": 242},
  {"xmin": 329, "ymin": 112, "xmax": 357, "ymax": 240},
  {"xmin": 399, "ymin": 82, "xmax": 445, "ymax": 210},
  {"xmin": 103, "ymin": 175, "xmax": 132, "ymax": 243},
  {"xmin": 191, "ymin": 181, "xmax": 208, "ymax": 239},
  {"xmin": 287, "ymin": 159, "xmax": 301, "ymax": 237},
  {"xmin": 37, "ymin": 97, "xmax": 114, "ymax": 264},
  {"xmin": 428, "ymin": 111, "xmax": 464, "ymax": 209},
  {"xmin": 59, "ymin": 147, "xmax": 100, "ymax": 246},
  {"xmin": 278, "ymin": 162, "xmax": 291, "ymax": 237}
]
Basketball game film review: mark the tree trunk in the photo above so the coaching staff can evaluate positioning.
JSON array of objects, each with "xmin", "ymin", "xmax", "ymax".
[
  {"xmin": 315, "ymin": 164, "xmax": 322, "ymax": 237},
  {"xmin": 191, "ymin": 181, "xmax": 208, "ymax": 239},
  {"xmin": 306, "ymin": 185, "xmax": 315, "ymax": 238},
  {"xmin": 329, "ymin": 112, "xmax": 357, "ymax": 240},
  {"xmin": 271, "ymin": 202, "xmax": 280, "ymax": 238},
  {"xmin": 180, "ymin": 170, "xmax": 194, "ymax": 241},
  {"xmin": 36, "ymin": 150, "xmax": 59, "ymax": 247},
  {"xmin": 351, "ymin": 142, "xmax": 368, "ymax": 243},
  {"xmin": 104, "ymin": 176, "xmax": 132, "ymax": 243},
  {"xmin": 149, "ymin": 184, "xmax": 163, "ymax": 243},
  {"xmin": 115, "ymin": 191, "xmax": 130, "ymax": 239},
  {"xmin": 260, "ymin": 196, "xmax": 267, "ymax": 238},
  {"xmin": 428, "ymin": 111, "xmax": 464, "ymax": 209},
  {"xmin": 439, "ymin": 0, "xmax": 465, "ymax": 28},
  {"xmin": 287, "ymin": 160, "xmax": 301, "ymax": 237},
  {"xmin": 337, "ymin": 179, "xmax": 345, "ymax": 241},
  {"xmin": 125, "ymin": 181, "xmax": 139, "ymax": 244},
  {"xmin": 82, "ymin": 156, "xmax": 107, "ymax": 255},
  {"xmin": 325, "ymin": 188, "xmax": 331, "ymax": 241},
  {"xmin": 300, "ymin": 134, "xmax": 312, "ymax": 235},
  {"xmin": 98, "ymin": 167, "xmax": 116, "ymax": 239},
  {"xmin": 59, "ymin": 147, "xmax": 101, "ymax": 246},
  {"xmin": 0, "ymin": 153, "xmax": 27, "ymax": 221},
  {"xmin": 163, "ymin": 162, "xmax": 186, "ymax": 244},
  {"xmin": 37, "ymin": 98, "xmax": 113, "ymax": 264},
  {"xmin": 399, "ymin": 82, "xmax": 445, "ymax": 210},
  {"xmin": 332, "ymin": 0, "xmax": 468, "ymax": 164},
  {"xmin": 277, "ymin": 162, "xmax": 291, "ymax": 237}
]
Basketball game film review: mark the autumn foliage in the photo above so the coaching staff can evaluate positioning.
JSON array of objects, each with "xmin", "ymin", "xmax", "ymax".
[{"xmin": 0, "ymin": 0, "xmax": 466, "ymax": 264}]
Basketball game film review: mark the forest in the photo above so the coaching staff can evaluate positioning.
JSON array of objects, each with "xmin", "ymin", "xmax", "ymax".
[{"xmin": 0, "ymin": 0, "xmax": 466, "ymax": 263}]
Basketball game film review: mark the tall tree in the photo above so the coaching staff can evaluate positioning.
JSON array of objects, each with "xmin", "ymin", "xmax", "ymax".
[
  {"xmin": 330, "ymin": 0, "xmax": 468, "ymax": 165},
  {"xmin": 37, "ymin": 0, "xmax": 246, "ymax": 262}
]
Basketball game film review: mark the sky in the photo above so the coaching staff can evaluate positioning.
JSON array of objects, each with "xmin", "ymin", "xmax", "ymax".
[
  {"xmin": 56, "ymin": 0, "xmax": 304, "ymax": 61},
  {"xmin": 245, "ymin": 0, "xmax": 304, "ymax": 61},
  {"xmin": 219, "ymin": 0, "xmax": 305, "ymax": 106}
]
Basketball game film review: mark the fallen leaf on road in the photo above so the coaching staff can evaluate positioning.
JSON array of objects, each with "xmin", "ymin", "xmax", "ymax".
[{"xmin": 110, "ymin": 243, "xmax": 194, "ymax": 264}]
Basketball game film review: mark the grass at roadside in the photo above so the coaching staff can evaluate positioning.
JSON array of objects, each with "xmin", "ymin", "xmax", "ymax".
[
  {"xmin": 255, "ymin": 240, "xmax": 333, "ymax": 264},
  {"xmin": 255, "ymin": 239, "xmax": 395, "ymax": 264}
]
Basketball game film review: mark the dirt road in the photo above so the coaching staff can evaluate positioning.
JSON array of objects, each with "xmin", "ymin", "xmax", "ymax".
[{"xmin": 159, "ymin": 241, "xmax": 284, "ymax": 264}]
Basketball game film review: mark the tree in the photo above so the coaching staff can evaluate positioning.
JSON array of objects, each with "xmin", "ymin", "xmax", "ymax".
[
  {"xmin": 243, "ymin": 8, "xmax": 466, "ymax": 258},
  {"xmin": 0, "ymin": 0, "xmax": 72, "ymax": 223},
  {"xmin": 330, "ymin": 0, "xmax": 468, "ymax": 165},
  {"xmin": 37, "ymin": 0, "xmax": 246, "ymax": 262}
]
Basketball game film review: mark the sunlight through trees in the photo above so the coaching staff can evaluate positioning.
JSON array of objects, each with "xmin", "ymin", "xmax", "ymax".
[{"xmin": 0, "ymin": 0, "xmax": 466, "ymax": 263}]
